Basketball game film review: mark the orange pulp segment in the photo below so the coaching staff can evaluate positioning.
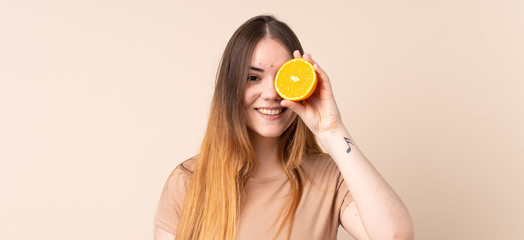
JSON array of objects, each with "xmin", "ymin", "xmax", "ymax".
[{"xmin": 274, "ymin": 58, "xmax": 317, "ymax": 101}]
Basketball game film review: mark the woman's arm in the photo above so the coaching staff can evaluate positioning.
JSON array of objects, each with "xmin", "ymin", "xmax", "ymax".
[
  {"xmin": 318, "ymin": 127, "xmax": 414, "ymax": 240},
  {"xmin": 282, "ymin": 51, "xmax": 414, "ymax": 240}
]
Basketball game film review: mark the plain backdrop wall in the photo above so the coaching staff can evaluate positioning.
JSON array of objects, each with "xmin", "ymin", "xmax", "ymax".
[{"xmin": 1, "ymin": 1, "xmax": 523, "ymax": 239}]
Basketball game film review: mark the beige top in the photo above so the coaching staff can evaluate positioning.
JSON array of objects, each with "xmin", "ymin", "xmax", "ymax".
[{"xmin": 154, "ymin": 154, "xmax": 352, "ymax": 240}]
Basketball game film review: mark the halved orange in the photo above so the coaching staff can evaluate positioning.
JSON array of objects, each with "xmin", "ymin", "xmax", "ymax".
[{"xmin": 274, "ymin": 58, "xmax": 317, "ymax": 101}]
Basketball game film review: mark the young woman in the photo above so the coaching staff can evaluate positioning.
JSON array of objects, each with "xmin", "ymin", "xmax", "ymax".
[{"xmin": 154, "ymin": 15, "xmax": 414, "ymax": 240}]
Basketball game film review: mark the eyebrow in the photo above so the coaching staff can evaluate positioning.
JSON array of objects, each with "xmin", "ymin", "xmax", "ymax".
[{"xmin": 249, "ymin": 66, "xmax": 264, "ymax": 72}]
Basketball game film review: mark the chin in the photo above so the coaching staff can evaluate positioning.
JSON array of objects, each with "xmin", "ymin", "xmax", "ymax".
[
  {"xmin": 249, "ymin": 128, "xmax": 286, "ymax": 139},
  {"xmin": 260, "ymin": 132, "xmax": 284, "ymax": 138}
]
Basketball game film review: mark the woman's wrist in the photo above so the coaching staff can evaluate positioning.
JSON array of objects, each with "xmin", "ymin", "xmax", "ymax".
[
  {"xmin": 317, "ymin": 126, "xmax": 355, "ymax": 152},
  {"xmin": 317, "ymin": 126, "xmax": 364, "ymax": 167},
  {"xmin": 317, "ymin": 124, "xmax": 349, "ymax": 142}
]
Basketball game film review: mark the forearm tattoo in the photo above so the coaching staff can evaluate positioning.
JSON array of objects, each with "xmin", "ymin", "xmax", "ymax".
[{"xmin": 344, "ymin": 137, "xmax": 353, "ymax": 153}]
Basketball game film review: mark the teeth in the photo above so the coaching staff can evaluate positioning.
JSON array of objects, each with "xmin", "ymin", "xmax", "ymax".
[{"xmin": 257, "ymin": 108, "xmax": 282, "ymax": 115}]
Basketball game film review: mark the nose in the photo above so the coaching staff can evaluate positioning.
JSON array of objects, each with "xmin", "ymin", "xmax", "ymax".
[{"xmin": 261, "ymin": 76, "xmax": 282, "ymax": 100}]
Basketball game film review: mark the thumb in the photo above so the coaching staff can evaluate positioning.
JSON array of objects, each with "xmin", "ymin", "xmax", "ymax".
[{"xmin": 281, "ymin": 100, "xmax": 306, "ymax": 119}]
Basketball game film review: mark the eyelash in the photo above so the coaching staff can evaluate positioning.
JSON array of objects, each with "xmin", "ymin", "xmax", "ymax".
[{"xmin": 247, "ymin": 75, "xmax": 260, "ymax": 82}]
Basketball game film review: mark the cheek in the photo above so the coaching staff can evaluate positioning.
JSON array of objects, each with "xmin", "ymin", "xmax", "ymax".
[
  {"xmin": 243, "ymin": 87, "xmax": 257, "ymax": 107},
  {"xmin": 288, "ymin": 113, "xmax": 298, "ymax": 125}
]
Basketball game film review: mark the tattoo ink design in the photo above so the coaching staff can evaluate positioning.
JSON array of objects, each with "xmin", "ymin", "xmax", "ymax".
[{"xmin": 344, "ymin": 137, "xmax": 353, "ymax": 153}]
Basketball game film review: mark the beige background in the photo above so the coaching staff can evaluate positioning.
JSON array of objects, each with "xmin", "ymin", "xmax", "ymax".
[{"xmin": 1, "ymin": 0, "xmax": 523, "ymax": 239}]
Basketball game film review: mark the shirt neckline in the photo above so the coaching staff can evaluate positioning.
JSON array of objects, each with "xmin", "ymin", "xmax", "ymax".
[{"xmin": 248, "ymin": 172, "xmax": 287, "ymax": 184}]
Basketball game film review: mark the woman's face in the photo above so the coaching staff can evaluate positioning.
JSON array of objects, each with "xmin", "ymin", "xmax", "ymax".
[{"xmin": 243, "ymin": 38, "xmax": 297, "ymax": 139}]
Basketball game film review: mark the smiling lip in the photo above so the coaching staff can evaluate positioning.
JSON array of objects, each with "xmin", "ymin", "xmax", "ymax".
[{"xmin": 255, "ymin": 107, "xmax": 287, "ymax": 120}]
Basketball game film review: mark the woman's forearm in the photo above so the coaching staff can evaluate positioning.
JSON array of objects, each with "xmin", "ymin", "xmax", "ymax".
[{"xmin": 318, "ymin": 127, "xmax": 414, "ymax": 239}]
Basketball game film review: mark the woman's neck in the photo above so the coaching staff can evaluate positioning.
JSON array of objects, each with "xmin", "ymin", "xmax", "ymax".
[{"xmin": 250, "ymin": 134, "xmax": 284, "ymax": 179}]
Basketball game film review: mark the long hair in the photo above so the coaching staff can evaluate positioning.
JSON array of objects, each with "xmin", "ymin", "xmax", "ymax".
[{"xmin": 176, "ymin": 15, "xmax": 323, "ymax": 240}]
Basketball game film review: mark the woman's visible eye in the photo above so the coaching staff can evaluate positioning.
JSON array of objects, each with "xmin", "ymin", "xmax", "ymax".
[{"xmin": 248, "ymin": 75, "xmax": 260, "ymax": 82}]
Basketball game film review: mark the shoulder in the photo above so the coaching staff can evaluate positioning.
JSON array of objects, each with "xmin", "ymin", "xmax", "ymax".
[
  {"xmin": 173, "ymin": 157, "xmax": 196, "ymax": 176},
  {"xmin": 163, "ymin": 156, "xmax": 196, "ymax": 190},
  {"xmin": 155, "ymin": 157, "xmax": 197, "ymax": 234}
]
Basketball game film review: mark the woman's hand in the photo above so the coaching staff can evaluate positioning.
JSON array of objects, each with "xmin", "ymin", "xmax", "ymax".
[{"xmin": 280, "ymin": 50, "xmax": 346, "ymax": 138}]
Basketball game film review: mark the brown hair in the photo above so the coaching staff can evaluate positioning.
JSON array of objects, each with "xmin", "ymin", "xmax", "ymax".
[{"xmin": 176, "ymin": 15, "xmax": 323, "ymax": 240}]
